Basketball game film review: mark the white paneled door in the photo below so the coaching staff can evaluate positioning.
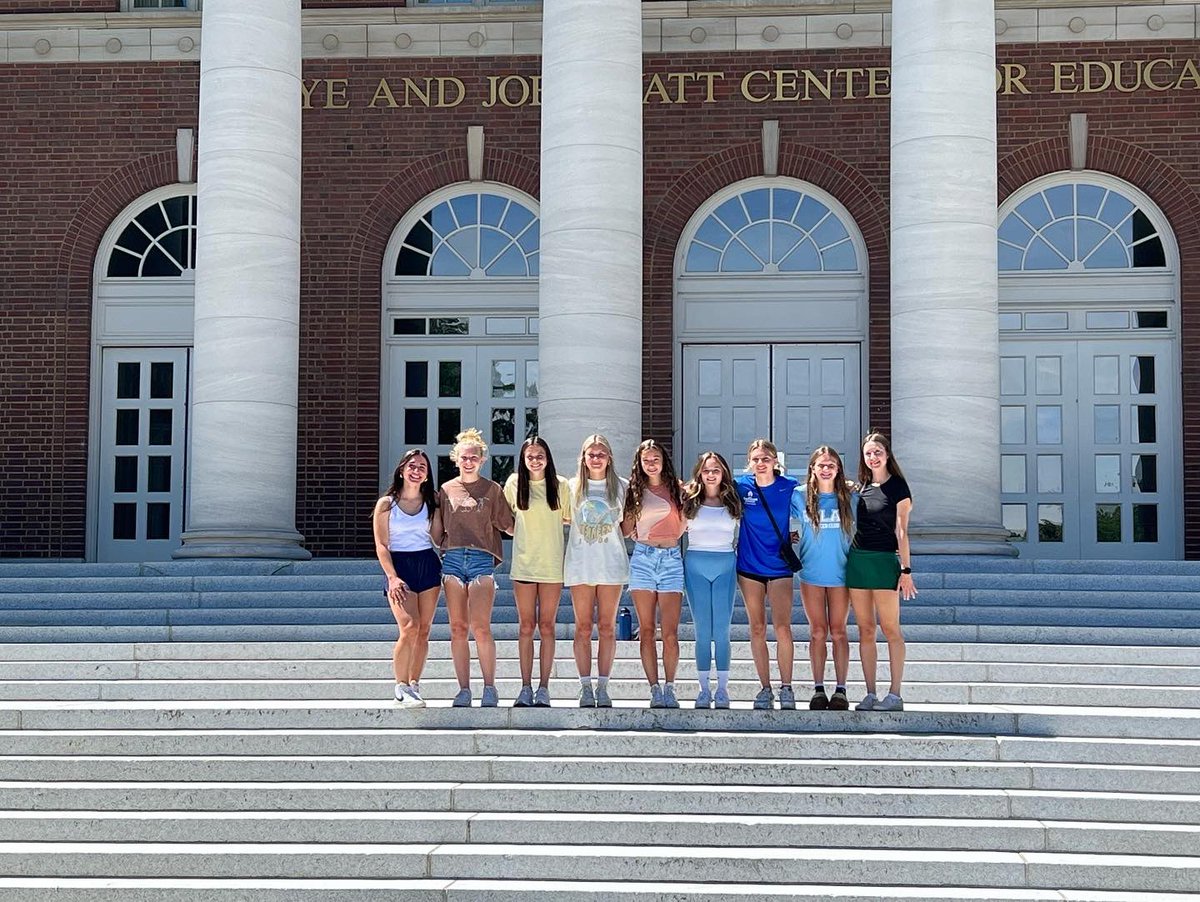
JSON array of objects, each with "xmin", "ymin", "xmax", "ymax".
[
  {"xmin": 682, "ymin": 344, "xmax": 861, "ymax": 475},
  {"xmin": 97, "ymin": 347, "xmax": 189, "ymax": 562}
]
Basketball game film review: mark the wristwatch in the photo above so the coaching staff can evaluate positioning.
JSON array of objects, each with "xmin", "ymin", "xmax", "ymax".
[{"xmin": 900, "ymin": 566, "xmax": 912, "ymax": 575}]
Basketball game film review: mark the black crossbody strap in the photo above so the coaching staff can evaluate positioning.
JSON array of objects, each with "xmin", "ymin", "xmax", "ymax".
[{"xmin": 752, "ymin": 482, "xmax": 786, "ymax": 542}]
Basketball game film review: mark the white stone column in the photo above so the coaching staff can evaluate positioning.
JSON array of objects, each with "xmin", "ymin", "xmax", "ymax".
[
  {"xmin": 175, "ymin": 0, "xmax": 308, "ymax": 559},
  {"xmin": 538, "ymin": 0, "xmax": 643, "ymax": 469},
  {"xmin": 890, "ymin": 0, "xmax": 1010, "ymax": 554}
]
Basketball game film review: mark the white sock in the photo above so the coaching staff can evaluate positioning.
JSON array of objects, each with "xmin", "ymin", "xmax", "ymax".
[
  {"xmin": 716, "ymin": 671, "xmax": 730, "ymax": 692},
  {"xmin": 597, "ymin": 675, "xmax": 609, "ymax": 686},
  {"xmin": 664, "ymin": 681, "xmax": 674, "ymax": 693},
  {"xmin": 696, "ymin": 670, "xmax": 711, "ymax": 691},
  {"xmin": 580, "ymin": 676, "xmax": 593, "ymax": 688}
]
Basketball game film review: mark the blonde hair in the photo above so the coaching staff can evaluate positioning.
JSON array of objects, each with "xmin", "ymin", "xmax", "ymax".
[
  {"xmin": 450, "ymin": 427, "xmax": 488, "ymax": 462},
  {"xmin": 746, "ymin": 438, "xmax": 784, "ymax": 475},
  {"xmin": 570, "ymin": 433, "xmax": 620, "ymax": 508}
]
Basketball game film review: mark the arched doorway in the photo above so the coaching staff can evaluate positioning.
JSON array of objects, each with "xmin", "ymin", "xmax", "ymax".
[
  {"xmin": 674, "ymin": 178, "xmax": 868, "ymax": 473},
  {"xmin": 89, "ymin": 185, "xmax": 196, "ymax": 561},
  {"xmin": 381, "ymin": 184, "xmax": 540, "ymax": 488},
  {"xmin": 997, "ymin": 173, "xmax": 1181, "ymax": 559}
]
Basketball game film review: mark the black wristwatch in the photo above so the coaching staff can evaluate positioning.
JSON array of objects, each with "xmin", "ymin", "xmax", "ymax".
[{"xmin": 900, "ymin": 566, "xmax": 912, "ymax": 575}]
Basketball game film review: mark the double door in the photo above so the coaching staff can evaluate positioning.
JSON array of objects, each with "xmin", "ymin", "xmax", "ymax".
[
  {"xmin": 999, "ymin": 338, "xmax": 1178, "ymax": 558},
  {"xmin": 681, "ymin": 343, "xmax": 861, "ymax": 475},
  {"xmin": 385, "ymin": 343, "xmax": 538, "ymax": 489}
]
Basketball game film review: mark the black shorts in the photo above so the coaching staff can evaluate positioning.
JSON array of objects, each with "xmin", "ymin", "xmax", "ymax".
[
  {"xmin": 384, "ymin": 548, "xmax": 442, "ymax": 595},
  {"xmin": 737, "ymin": 570, "xmax": 792, "ymax": 587}
]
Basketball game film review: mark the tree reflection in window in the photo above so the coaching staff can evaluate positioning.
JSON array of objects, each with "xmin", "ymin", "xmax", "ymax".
[
  {"xmin": 396, "ymin": 192, "xmax": 539, "ymax": 278},
  {"xmin": 107, "ymin": 194, "xmax": 196, "ymax": 278},
  {"xmin": 684, "ymin": 187, "xmax": 859, "ymax": 274},
  {"xmin": 998, "ymin": 182, "xmax": 1166, "ymax": 272}
]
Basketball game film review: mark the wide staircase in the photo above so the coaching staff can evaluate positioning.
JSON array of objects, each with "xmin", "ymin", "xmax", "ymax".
[{"xmin": 0, "ymin": 557, "xmax": 1197, "ymax": 898}]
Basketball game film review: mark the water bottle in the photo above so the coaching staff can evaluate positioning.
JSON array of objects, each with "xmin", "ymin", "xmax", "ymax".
[{"xmin": 618, "ymin": 606, "xmax": 637, "ymax": 641}]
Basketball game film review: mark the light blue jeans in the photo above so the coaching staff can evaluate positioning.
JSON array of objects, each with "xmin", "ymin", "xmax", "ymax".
[{"xmin": 684, "ymin": 550, "xmax": 737, "ymax": 672}]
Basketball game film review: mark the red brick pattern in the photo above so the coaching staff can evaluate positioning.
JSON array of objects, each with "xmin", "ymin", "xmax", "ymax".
[
  {"xmin": 2, "ymin": 40, "xmax": 1199, "ymax": 557},
  {"xmin": 0, "ymin": 2, "xmax": 115, "ymax": 10}
]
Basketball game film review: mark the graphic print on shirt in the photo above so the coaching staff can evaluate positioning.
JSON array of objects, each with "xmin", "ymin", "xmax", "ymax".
[
  {"xmin": 448, "ymin": 492, "xmax": 487, "ymax": 513},
  {"xmin": 818, "ymin": 506, "xmax": 842, "ymax": 532},
  {"xmin": 577, "ymin": 498, "xmax": 618, "ymax": 544}
]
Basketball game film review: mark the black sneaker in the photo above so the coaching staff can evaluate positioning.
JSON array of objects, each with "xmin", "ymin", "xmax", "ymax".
[
  {"xmin": 828, "ymin": 688, "xmax": 849, "ymax": 711},
  {"xmin": 809, "ymin": 689, "xmax": 830, "ymax": 711}
]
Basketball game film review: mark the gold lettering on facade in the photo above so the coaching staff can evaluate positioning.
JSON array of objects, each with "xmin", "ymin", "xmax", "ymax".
[
  {"xmin": 370, "ymin": 78, "xmax": 399, "ymax": 108},
  {"xmin": 643, "ymin": 73, "xmax": 677, "ymax": 104},
  {"xmin": 997, "ymin": 63, "xmax": 1030, "ymax": 95},
  {"xmin": 324, "ymin": 78, "xmax": 350, "ymax": 109},
  {"xmin": 837, "ymin": 67, "xmax": 865, "ymax": 99},
  {"xmin": 804, "ymin": 69, "xmax": 833, "ymax": 101},
  {"xmin": 484, "ymin": 74, "xmax": 540, "ymax": 107},
  {"xmin": 1144, "ymin": 58, "xmax": 1174, "ymax": 91},
  {"xmin": 1052, "ymin": 62, "xmax": 1079, "ymax": 93},
  {"xmin": 866, "ymin": 67, "xmax": 890, "ymax": 98},
  {"xmin": 695, "ymin": 71, "xmax": 723, "ymax": 103},
  {"xmin": 1081, "ymin": 61, "xmax": 1113, "ymax": 93},
  {"xmin": 741, "ymin": 70, "xmax": 772, "ymax": 103},
  {"xmin": 1175, "ymin": 59, "xmax": 1200, "ymax": 90},
  {"xmin": 300, "ymin": 78, "xmax": 319, "ymax": 109}
]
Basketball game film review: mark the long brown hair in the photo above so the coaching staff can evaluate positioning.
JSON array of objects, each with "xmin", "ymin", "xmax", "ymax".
[
  {"xmin": 805, "ymin": 446, "xmax": 853, "ymax": 538},
  {"xmin": 857, "ymin": 431, "xmax": 907, "ymax": 486},
  {"xmin": 682, "ymin": 452, "xmax": 742, "ymax": 520},
  {"xmin": 515, "ymin": 435, "xmax": 561, "ymax": 511},
  {"xmin": 624, "ymin": 439, "xmax": 683, "ymax": 521},
  {"xmin": 384, "ymin": 448, "xmax": 438, "ymax": 521}
]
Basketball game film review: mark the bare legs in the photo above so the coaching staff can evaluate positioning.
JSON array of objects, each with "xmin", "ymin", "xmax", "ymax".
[
  {"xmin": 514, "ymin": 580, "xmax": 563, "ymax": 688},
  {"xmin": 571, "ymin": 584, "xmax": 621, "ymax": 679},
  {"xmin": 738, "ymin": 575, "xmax": 795, "ymax": 688},
  {"xmin": 631, "ymin": 589, "xmax": 682, "ymax": 686},
  {"xmin": 849, "ymin": 588, "xmax": 905, "ymax": 696},
  {"xmin": 800, "ymin": 583, "xmax": 850, "ymax": 688},
  {"xmin": 444, "ymin": 575, "xmax": 497, "ymax": 688},
  {"xmin": 390, "ymin": 586, "xmax": 440, "ymax": 687}
]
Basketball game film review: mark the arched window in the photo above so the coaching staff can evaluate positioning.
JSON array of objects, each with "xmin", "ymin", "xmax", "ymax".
[
  {"xmin": 683, "ymin": 186, "xmax": 858, "ymax": 274},
  {"xmin": 106, "ymin": 193, "xmax": 196, "ymax": 278},
  {"xmin": 998, "ymin": 181, "xmax": 1166, "ymax": 272},
  {"xmin": 394, "ymin": 191, "xmax": 539, "ymax": 278}
]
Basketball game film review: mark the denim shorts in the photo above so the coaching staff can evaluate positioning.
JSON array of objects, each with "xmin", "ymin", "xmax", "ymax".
[
  {"xmin": 628, "ymin": 543, "xmax": 685, "ymax": 593},
  {"xmin": 442, "ymin": 547, "xmax": 496, "ymax": 584}
]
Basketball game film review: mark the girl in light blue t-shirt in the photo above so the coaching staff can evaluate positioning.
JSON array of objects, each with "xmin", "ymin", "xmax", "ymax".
[{"xmin": 790, "ymin": 446, "xmax": 857, "ymax": 712}]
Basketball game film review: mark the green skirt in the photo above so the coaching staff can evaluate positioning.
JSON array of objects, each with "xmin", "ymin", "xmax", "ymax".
[{"xmin": 845, "ymin": 548, "xmax": 900, "ymax": 591}]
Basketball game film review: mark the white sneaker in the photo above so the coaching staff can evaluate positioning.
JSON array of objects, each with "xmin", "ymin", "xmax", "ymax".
[
  {"xmin": 856, "ymin": 692, "xmax": 878, "ymax": 712},
  {"xmin": 875, "ymin": 692, "xmax": 904, "ymax": 712}
]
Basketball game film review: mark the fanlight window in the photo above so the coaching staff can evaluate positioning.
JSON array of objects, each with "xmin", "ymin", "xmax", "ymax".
[
  {"xmin": 684, "ymin": 187, "xmax": 858, "ymax": 274},
  {"xmin": 106, "ymin": 194, "xmax": 196, "ymax": 278},
  {"xmin": 999, "ymin": 182, "xmax": 1166, "ymax": 272},
  {"xmin": 395, "ymin": 192, "xmax": 539, "ymax": 278}
]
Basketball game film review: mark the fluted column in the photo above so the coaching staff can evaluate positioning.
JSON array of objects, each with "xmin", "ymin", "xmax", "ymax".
[
  {"xmin": 890, "ymin": 0, "xmax": 1011, "ymax": 554},
  {"xmin": 538, "ymin": 0, "xmax": 643, "ymax": 467},
  {"xmin": 175, "ymin": 0, "xmax": 308, "ymax": 559}
]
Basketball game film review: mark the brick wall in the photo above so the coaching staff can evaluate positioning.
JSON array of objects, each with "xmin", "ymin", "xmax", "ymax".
[
  {"xmin": 1, "ymin": 40, "xmax": 1199, "ymax": 557},
  {"xmin": 0, "ymin": 2, "xmax": 115, "ymax": 11}
]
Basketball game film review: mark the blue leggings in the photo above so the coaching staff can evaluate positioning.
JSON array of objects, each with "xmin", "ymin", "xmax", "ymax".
[{"xmin": 684, "ymin": 550, "xmax": 737, "ymax": 672}]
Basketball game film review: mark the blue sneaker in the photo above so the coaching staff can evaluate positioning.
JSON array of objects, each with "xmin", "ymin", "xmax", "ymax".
[
  {"xmin": 649, "ymin": 684, "xmax": 665, "ymax": 709},
  {"xmin": 753, "ymin": 687, "xmax": 775, "ymax": 710},
  {"xmin": 713, "ymin": 687, "xmax": 730, "ymax": 709},
  {"xmin": 481, "ymin": 685, "xmax": 499, "ymax": 707},
  {"xmin": 512, "ymin": 686, "xmax": 533, "ymax": 708},
  {"xmin": 695, "ymin": 686, "xmax": 712, "ymax": 709},
  {"xmin": 452, "ymin": 687, "xmax": 472, "ymax": 707}
]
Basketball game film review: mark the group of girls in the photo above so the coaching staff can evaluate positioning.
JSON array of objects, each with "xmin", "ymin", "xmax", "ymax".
[{"xmin": 373, "ymin": 427, "xmax": 916, "ymax": 712}]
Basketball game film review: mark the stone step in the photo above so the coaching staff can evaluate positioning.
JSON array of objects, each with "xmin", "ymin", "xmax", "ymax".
[
  {"xmin": 0, "ymin": 842, "xmax": 1193, "ymax": 892},
  {"xmin": 1, "ymin": 677, "xmax": 1195, "ymax": 708},
  {"xmin": 3, "ymin": 730, "xmax": 1195, "ymax": 767},
  {"xmin": 0, "ymin": 878, "xmax": 1190, "ymax": 902},
  {"xmin": 2, "ymin": 754, "xmax": 1197, "ymax": 795},
  {"xmin": 0, "ymin": 811, "xmax": 1196, "ymax": 857}
]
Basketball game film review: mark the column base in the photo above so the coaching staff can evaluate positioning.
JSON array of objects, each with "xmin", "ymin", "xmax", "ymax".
[
  {"xmin": 173, "ymin": 528, "xmax": 311, "ymax": 560},
  {"xmin": 908, "ymin": 524, "xmax": 1017, "ymax": 557}
]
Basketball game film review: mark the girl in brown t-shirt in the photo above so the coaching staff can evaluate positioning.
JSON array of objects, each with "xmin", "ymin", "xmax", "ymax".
[{"xmin": 438, "ymin": 427, "xmax": 515, "ymax": 708}]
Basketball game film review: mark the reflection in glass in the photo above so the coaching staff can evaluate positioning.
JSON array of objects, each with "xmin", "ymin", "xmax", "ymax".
[
  {"xmin": 438, "ymin": 409, "xmax": 461, "ymax": 446},
  {"xmin": 1035, "ymin": 406, "xmax": 1062, "ymax": 444},
  {"xmin": 147, "ymin": 456, "xmax": 171, "ymax": 493},
  {"xmin": 525, "ymin": 407, "xmax": 538, "ymax": 438},
  {"xmin": 1093, "ymin": 356, "xmax": 1119, "ymax": 395},
  {"xmin": 1135, "ymin": 405, "xmax": 1157, "ymax": 443},
  {"xmin": 405, "ymin": 409, "xmax": 427, "ymax": 444},
  {"xmin": 1096, "ymin": 504, "xmax": 1121, "ymax": 543},
  {"xmin": 1002, "ymin": 504, "xmax": 1027, "ymax": 541},
  {"xmin": 1133, "ymin": 455, "xmax": 1158, "ymax": 493},
  {"xmin": 1095, "ymin": 455, "xmax": 1120, "ymax": 493},
  {"xmin": 525, "ymin": 360, "xmax": 538, "ymax": 398},
  {"xmin": 1133, "ymin": 504, "xmax": 1159, "ymax": 543},
  {"xmin": 1093, "ymin": 405, "xmax": 1120, "ymax": 444},
  {"xmin": 405, "ymin": 361, "xmax": 428, "ymax": 398},
  {"xmin": 1037, "ymin": 455, "xmax": 1063, "ymax": 493},
  {"xmin": 117, "ymin": 362, "xmax": 141, "ymax": 399},
  {"xmin": 115, "ymin": 409, "xmax": 139, "ymax": 446},
  {"xmin": 491, "ymin": 455, "xmax": 514, "ymax": 486},
  {"xmin": 1136, "ymin": 311, "xmax": 1168, "ymax": 329},
  {"xmin": 491, "ymin": 360, "xmax": 516, "ymax": 398},
  {"xmin": 149, "ymin": 362, "xmax": 174, "ymax": 399},
  {"xmin": 1037, "ymin": 504, "xmax": 1064, "ymax": 542},
  {"xmin": 1000, "ymin": 358, "xmax": 1024, "ymax": 396},
  {"xmin": 491, "ymin": 408, "xmax": 515, "ymax": 446},
  {"xmin": 1000, "ymin": 455, "xmax": 1026, "ymax": 494},
  {"xmin": 1000, "ymin": 406, "xmax": 1025, "ymax": 444},
  {"xmin": 439, "ymin": 361, "xmax": 461, "ymax": 398},
  {"xmin": 1035, "ymin": 357, "xmax": 1062, "ymax": 395},
  {"xmin": 1132, "ymin": 356, "xmax": 1155, "ymax": 394},
  {"xmin": 430, "ymin": 317, "xmax": 468, "ymax": 336},
  {"xmin": 114, "ymin": 457, "xmax": 138, "ymax": 493},
  {"xmin": 146, "ymin": 503, "xmax": 171, "ymax": 541},
  {"xmin": 437, "ymin": 455, "xmax": 456, "ymax": 487},
  {"xmin": 148, "ymin": 409, "xmax": 172, "ymax": 446},
  {"xmin": 112, "ymin": 503, "xmax": 137, "ymax": 541},
  {"xmin": 393, "ymin": 318, "xmax": 425, "ymax": 336}
]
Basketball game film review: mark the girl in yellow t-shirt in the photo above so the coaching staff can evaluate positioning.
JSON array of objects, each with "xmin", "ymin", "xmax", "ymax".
[{"xmin": 504, "ymin": 436, "xmax": 571, "ymax": 707}]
